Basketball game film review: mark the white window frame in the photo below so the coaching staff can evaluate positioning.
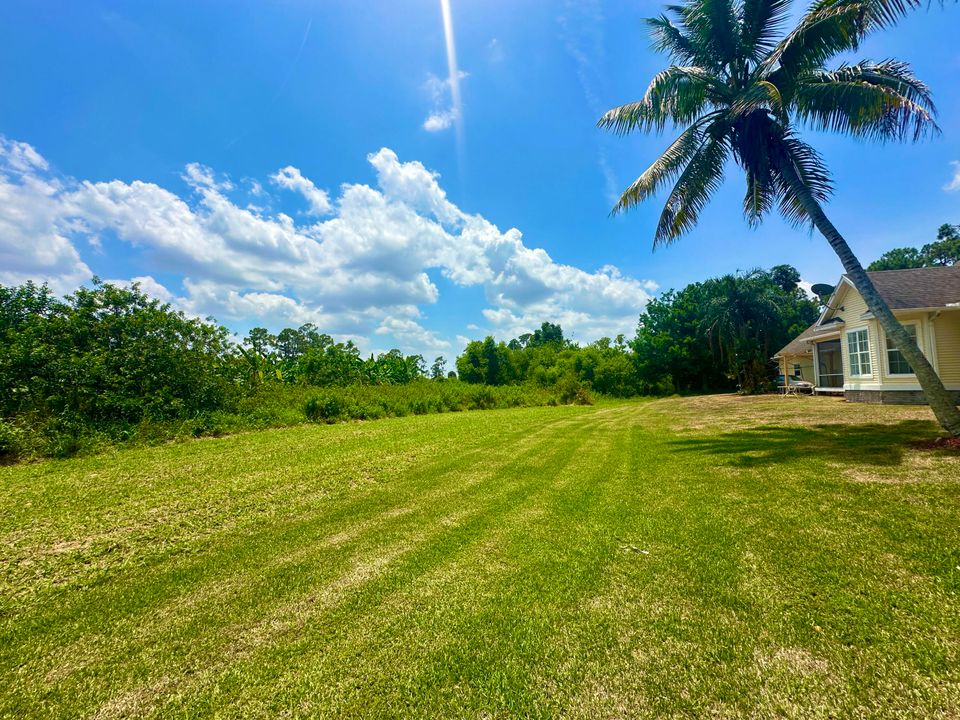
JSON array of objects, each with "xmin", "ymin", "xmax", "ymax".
[
  {"xmin": 884, "ymin": 322, "xmax": 919, "ymax": 377},
  {"xmin": 846, "ymin": 328, "xmax": 872, "ymax": 378}
]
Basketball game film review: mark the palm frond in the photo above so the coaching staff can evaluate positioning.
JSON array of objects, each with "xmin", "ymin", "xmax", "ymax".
[
  {"xmin": 730, "ymin": 80, "xmax": 789, "ymax": 125},
  {"xmin": 763, "ymin": 0, "xmax": 946, "ymax": 90},
  {"xmin": 770, "ymin": 132, "xmax": 834, "ymax": 226},
  {"xmin": 644, "ymin": 14, "xmax": 700, "ymax": 64},
  {"xmin": 743, "ymin": 167, "xmax": 778, "ymax": 226},
  {"xmin": 761, "ymin": 2, "xmax": 869, "ymax": 89},
  {"xmin": 597, "ymin": 66, "xmax": 722, "ymax": 134},
  {"xmin": 652, "ymin": 125, "xmax": 732, "ymax": 245},
  {"xmin": 680, "ymin": 0, "xmax": 742, "ymax": 71},
  {"xmin": 740, "ymin": 0, "xmax": 792, "ymax": 59},
  {"xmin": 792, "ymin": 60, "xmax": 939, "ymax": 141},
  {"xmin": 840, "ymin": 0, "xmax": 948, "ymax": 29},
  {"xmin": 728, "ymin": 111, "xmax": 781, "ymax": 223},
  {"xmin": 611, "ymin": 115, "xmax": 721, "ymax": 214}
]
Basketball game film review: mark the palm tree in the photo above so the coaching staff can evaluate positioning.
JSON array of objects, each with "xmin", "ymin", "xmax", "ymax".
[
  {"xmin": 701, "ymin": 271, "xmax": 782, "ymax": 392},
  {"xmin": 599, "ymin": 0, "xmax": 960, "ymax": 436}
]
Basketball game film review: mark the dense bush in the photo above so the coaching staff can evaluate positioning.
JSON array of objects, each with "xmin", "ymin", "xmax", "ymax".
[
  {"xmin": 456, "ymin": 323, "xmax": 641, "ymax": 397},
  {"xmin": 631, "ymin": 266, "xmax": 818, "ymax": 394},
  {"xmin": 0, "ymin": 419, "xmax": 26, "ymax": 459},
  {"xmin": 1, "ymin": 281, "xmax": 237, "ymax": 424},
  {"xmin": 0, "ymin": 278, "xmax": 582, "ymax": 462},
  {"xmin": 0, "ymin": 281, "xmax": 240, "ymax": 461},
  {"xmin": 303, "ymin": 381, "xmax": 556, "ymax": 423}
]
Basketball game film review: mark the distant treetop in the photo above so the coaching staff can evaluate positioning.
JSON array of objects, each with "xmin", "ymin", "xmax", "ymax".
[{"xmin": 868, "ymin": 223, "xmax": 960, "ymax": 271}]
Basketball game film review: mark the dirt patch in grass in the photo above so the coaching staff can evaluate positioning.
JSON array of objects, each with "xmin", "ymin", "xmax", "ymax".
[
  {"xmin": 910, "ymin": 436, "xmax": 960, "ymax": 451},
  {"xmin": 837, "ymin": 448, "xmax": 960, "ymax": 485},
  {"xmin": 657, "ymin": 393, "xmax": 939, "ymax": 435},
  {"xmin": 755, "ymin": 647, "xmax": 830, "ymax": 677}
]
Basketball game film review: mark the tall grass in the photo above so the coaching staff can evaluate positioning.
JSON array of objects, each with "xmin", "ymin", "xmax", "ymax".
[
  {"xmin": 301, "ymin": 380, "xmax": 563, "ymax": 423},
  {"xmin": 1, "ymin": 380, "xmax": 588, "ymax": 462}
]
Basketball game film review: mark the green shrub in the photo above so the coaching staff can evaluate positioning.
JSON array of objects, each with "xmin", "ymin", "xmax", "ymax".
[
  {"xmin": 556, "ymin": 373, "xmax": 590, "ymax": 405},
  {"xmin": 304, "ymin": 393, "xmax": 345, "ymax": 423},
  {"xmin": 40, "ymin": 415, "xmax": 109, "ymax": 459},
  {"xmin": 298, "ymin": 380, "xmax": 557, "ymax": 426},
  {"xmin": 0, "ymin": 280, "xmax": 640, "ymax": 463},
  {"xmin": 0, "ymin": 418, "xmax": 26, "ymax": 462},
  {"xmin": 3, "ymin": 366, "xmax": 599, "ymax": 462}
]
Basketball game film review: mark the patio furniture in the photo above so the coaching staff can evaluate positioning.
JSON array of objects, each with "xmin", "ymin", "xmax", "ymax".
[{"xmin": 777, "ymin": 373, "xmax": 814, "ymax": 397}]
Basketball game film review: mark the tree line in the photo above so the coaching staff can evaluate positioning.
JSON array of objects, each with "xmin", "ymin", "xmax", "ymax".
[
  {"xmin": 239, "ymin": 326, "xmax": 430, "ymax": 388},
  {"xmin": 1, "ymin": 264, "xmax": 817, "ymax": 459},
  {"xmin": 455, "ymin": 265, "xmax": 818, "ymax": 396},
  {"xmin": 867, "ymin": 224, "xmax": 960, "ymax": 271}
]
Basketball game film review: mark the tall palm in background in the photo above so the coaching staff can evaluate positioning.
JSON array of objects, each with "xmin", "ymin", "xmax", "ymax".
[
  {"xmin": 702, "ymin": 271, "xmax": 782, "ymax": 392},
  {"xmin": 599, "ymin": 0, "xmax": 960, "ymax": 436}
]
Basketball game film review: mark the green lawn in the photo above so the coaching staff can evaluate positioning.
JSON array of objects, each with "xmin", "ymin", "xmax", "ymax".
[{"xmin": 2, "ymin": 396, "xmax": 959, "ymax": 718}]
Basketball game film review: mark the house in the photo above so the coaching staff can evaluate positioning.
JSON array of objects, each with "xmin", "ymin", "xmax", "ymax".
[{"xmin": 774, "ymin": 266, "xmax": 960, "ymax": 404}]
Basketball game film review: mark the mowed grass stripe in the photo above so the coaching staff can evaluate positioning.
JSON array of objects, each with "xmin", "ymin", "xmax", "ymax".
[
  {"xmin": 1, "ymin": 406, "xmax": 585, "ymax": 629},
  {"xmin": 3, "ymin": 408, "xmax": 614, "ymax": 717},
  {"xmin": 1, "ymin": 397, "xmax": 959, "ymax": 719},
  {"xmin": 169, "ymin": 407, "xmax": 640, "ymax": 718},
  {"xmin": 0, "ymin": 407, "xmax": 587, "ymax": 600},
  {"xmin": 88, "ymin": 409, "xmax": 609, "ymax": 719}
]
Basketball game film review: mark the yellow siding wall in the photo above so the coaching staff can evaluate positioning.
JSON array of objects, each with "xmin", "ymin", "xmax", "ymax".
[
  {"xmin": 834, "ymin": 285, "xmax": 879, "ymax": 383},
  {"xmin": 934, "ymin": 311, "xmax": 960, "ymax": 385},
  {"xmin": 834, "ymin": 284, "xmax": 868, "ymax": 323}
]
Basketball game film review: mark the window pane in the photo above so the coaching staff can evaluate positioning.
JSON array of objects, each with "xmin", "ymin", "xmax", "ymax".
[
  {"xmin": 888, "ymin": 352, "xmax": 912, "ymax": 374},
  {"xmin": 887, "ymin": 325, "xmax": 917, "ymax": 350},
  {"xmin": 847, "ymin": 329, "xmax": 871, "ymax": 376},
  {"xmin": 886, "ymin": 325, "xmax": 917, "ymax": 375}
]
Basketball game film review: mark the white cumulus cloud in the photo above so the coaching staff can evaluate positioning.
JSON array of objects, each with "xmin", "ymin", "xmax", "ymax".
[
  {"xmin": 103, "ymin": 275, "xmax": 175, "ymax": 304},
  {"xmin": 376, "ymin": 316, "xmax": 451, "ymax": 350},
  {"xmin": 0, "ymin": 136, "xmax": 658, "ymax": 355},
  {"xmin": 270, "ymin": 165, "xmax": 332, "ymax": 215},
  {"xmin": 0, "ymin": 138, "xmax": 92, "ymax": 293},
  {"xmin": 423, "ymin": 110, "xmax": 457, "ymax": 132}
]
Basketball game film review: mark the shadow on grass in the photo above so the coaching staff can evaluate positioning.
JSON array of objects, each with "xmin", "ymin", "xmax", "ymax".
[{"xmin": 670, "ymin": 419, "xmax": 939, "ymax": 468}]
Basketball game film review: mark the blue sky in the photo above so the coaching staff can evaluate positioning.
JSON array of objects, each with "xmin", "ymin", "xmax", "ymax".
[{"xmin": 2, "ymin": 0, "xmax": 959, "ymax": 357}]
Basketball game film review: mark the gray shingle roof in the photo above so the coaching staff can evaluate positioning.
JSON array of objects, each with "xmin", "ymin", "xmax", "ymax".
[
  {"xmin": 774, "ymin": 322, "xmax": 817, "ymax": 358},
  {"xmin": 857, "ymin": 265, "xmax": 960, "ymax": 310}
]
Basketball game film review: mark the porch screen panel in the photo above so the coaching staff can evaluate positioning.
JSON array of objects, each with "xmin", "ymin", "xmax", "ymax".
[
  {"xmin": 847, "ymin": 329, "xmax": 871, "ymax": 377},
  {"xmin": 816, "ymin": 339, "xmax": 843, "ymax": 388}
]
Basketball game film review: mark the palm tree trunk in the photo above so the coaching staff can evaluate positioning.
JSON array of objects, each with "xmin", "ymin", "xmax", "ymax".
[{"xmin": 777, "ymin": 159, "xmax": 960, "ymax": 436}]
